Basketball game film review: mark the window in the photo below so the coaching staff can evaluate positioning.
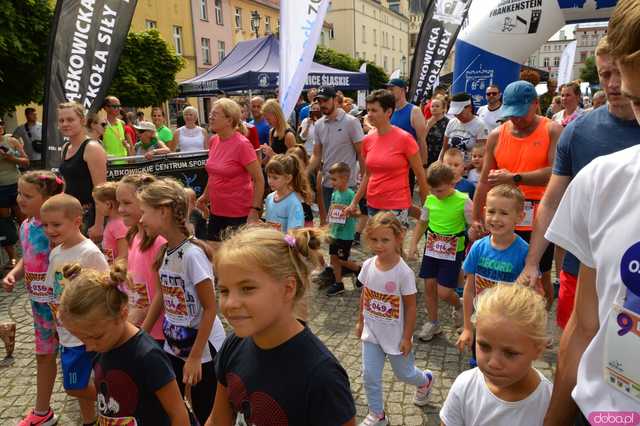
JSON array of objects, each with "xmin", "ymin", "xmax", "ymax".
[
  {"xmin": 362, "ymin": 25, "xmax": 366, "ymax": 43},
  {"xmin": 392, "ymin": 57, "xmax": 395, "ymax": 69},
  {"xmin": 373, "ymin": 29, "xmax": 377, "ymax": 46},
  {"xmin": 553, "ymin": 56, "xmax": 560, "ymax": 67},
  {"xmin": 529, "ymin": 55, "xmax": 536, "ymax": 66},
  {"xmin": 265, "ymin": 16, "xmax": 271, "ymax": 33},
  {"xmin": 218, "ymin": 40, "xmax": 226, "ymax": 62},
  {"xmin": 235, "ymin": 7, "xmax": 242, "ymax": 29},
  {"xmin": 373, "ymin": 53, "xmax": 377, "ymax": 63},
  {"xmin": 362, "ymin": 51, "xmax": 366, "ymax": 60},
  {"xmin": 200, "ymin": 0, "xmax": 208, "ymax": 21},
  {"xmin": 543, "ymin": 57, "xmax": 549, "ymax": 67},
  {"xmin": 392, "ymin": 35, "xmax": 395, "ymax": 50},
  {"xmin": 215, "ymin": 0, "xmax": 223, "ymax": 25},
  {"xmin": 173, "ymin": 26, "xmax": 183, "ymax": 55},
  {"xmin": 580, "ymin": 51, "xmax": 587, "ymax": 62},
  {"xmin": 384, "ymin": 56, "xmax": 388, "ymax": 71},
  {"xmin": 201, "ymin": 38, "xmax": 211, "ymax": 65},
  {"xmin": 145, "ymin": 20, "xmax": 157, "ymax": 29},
  {"xmin": 329, "ymin": 27, "xmax": 335, "ymax": 39}
]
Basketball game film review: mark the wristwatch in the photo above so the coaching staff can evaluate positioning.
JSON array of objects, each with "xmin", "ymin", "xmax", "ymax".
[
  {"xmin": 422, "ymin": 163, "xmax": 428, "ymax": 169},
  {"xmin": 513, "ymin": 174, "xmax": 523, "ymax": 183},
  {"xmin": 251, "ymin": 206, "xmax": 263, "ymax": 212}
]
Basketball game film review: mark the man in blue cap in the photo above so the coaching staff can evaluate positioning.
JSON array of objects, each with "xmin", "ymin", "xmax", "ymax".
[{"xmin": 471, "ymin": 80, "xmax": 563, "ymax": 308}]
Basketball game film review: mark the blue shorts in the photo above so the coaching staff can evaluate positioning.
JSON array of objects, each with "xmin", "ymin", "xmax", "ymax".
[
  {"xmin": 60, "ymin": 345, "xmax": 94, "ymax": 390},
  {"xmin": 419, "ymin": 251, "xmax": 465, "ymax": 288}
]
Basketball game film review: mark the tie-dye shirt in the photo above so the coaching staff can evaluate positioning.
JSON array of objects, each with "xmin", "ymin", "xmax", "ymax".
[{"xmin": 19, "ymin": 218, "xmax": 52, "ymax": 303}]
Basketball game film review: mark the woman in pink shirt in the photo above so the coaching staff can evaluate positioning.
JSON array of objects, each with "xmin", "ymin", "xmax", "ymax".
[
  {"xmin": 349, "ymin": 90, "xmax": 428, "ymax": 223},
  {"xmin": 197, "ymin": 99, "xmax": 264, "ymax": 249}
]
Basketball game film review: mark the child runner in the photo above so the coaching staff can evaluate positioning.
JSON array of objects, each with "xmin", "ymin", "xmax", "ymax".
[
  {"xmin": 263, "ymin": 153, "xmax": 310, "ymax": 233},
  {"xmin": 358, "ymin": 212, "xmax": 434, "ymax": 426},
  {"xmin": 138, "ymin": 178, "xmax": 226, "ymax": 425},
  {"xmin": 116, "ymin": 174, "xmax": 165, "ymax": 336},
  {"xmin": 443, "ymin": 148, "xmax": 475, "ymax": 199},
  {"xmin": 287, "ymin": 145, "xmax": 315, "ymax": 227},
  {"xmin": 207, "ymin": 226, "xmax": 356, "ymax": 425},
  {"xmin": 58, "ymin": 261, "xmax": 190, "ymax": 425},
  {"xmin": 409, "ymin": 163, "xmax": 472, "ymax": 342},
  {"xmin": 41, "ymin": 193, "xmax": 109, "ymax": 426},
  {"xmin": 440, "ymin": 284, "xmax": 552, "ymax": 425},
  {"xmin": 457, "ymin": 185, "xmax": 529, "ymax": 362},
  {"xmin": 92, "ymin": 181, "xmax": 128, "ymax": 264},
  {"xmin": 326, "ymin": 162, "xmax": 362, "ymax": 296},
  {"xmin": 467, "ymin": 144, "xmax": 485, "ymax": 186},
  {"xmin": 2, "ymin": 171, "xmax": 64, "ymax": 426}
]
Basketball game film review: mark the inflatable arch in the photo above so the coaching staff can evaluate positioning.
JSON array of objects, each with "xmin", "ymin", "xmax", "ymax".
[{"xmin": 452, "ymin": 0, "xmax": 618, "ymax": 106}]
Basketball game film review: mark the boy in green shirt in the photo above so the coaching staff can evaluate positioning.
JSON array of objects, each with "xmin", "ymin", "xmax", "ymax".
[
  {"xmin": 409, "ymin": 162, "xmax": 473, "ymax": 341},
  {"xmin": 326, "ymin": 162, "xmax": 362, "ymax": 296}
]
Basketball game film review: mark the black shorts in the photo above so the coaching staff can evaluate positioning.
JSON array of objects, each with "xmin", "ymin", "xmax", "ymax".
[
  {"xmin": 329, "ymin": 238, "xmax": 353, "ymax": 261},
  {"xmin": 516, "ymin": 230, "xmax": 554, "ymax": 273},
  {"xmin": 207, "ymin": 215, "xmax": 247, "ymax": 242},
  {"xmin": 0, "ymin": 183, "xmax": 18, "ymax": 208}
]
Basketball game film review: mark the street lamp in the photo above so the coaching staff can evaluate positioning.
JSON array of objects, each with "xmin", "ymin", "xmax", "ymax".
[
  {"xmin": 401, "ymin": 55, "xmax": 407, "ymax": 79},
  {"xmin": 251, "ymin": 10, "xmax": 261, "ymax": 39}
]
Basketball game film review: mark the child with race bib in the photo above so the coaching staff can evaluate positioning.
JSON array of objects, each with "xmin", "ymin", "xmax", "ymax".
[
  {"xmin": 263, "ymin": 153, "xmax": 310, "ymax": 233},
  {"xmin": 116, "ymin": 174, "xmax": 165, "ymax": 338},
  {"xmin": 42, "ymin": 193, "xmax": 109, "ymax": 426},
  {"xmin": 457, "ymin": 185, "xmax": 529, "ymax": 359},
  {"xmin": 58, "ymin": 261, "xmax": 190, "ymax": 425},
  {"xmin": 440, "ymin": 284, "xmax": 552, "ymax": 426},
  {"xmin": 2, "ymin": 171, "xmax": 64, "ymax": 426},
  {"xmin": 138, "ymin": 178, "xmax": 226, "ymax": 425},
  {"xmin": 357, "ymin": 212, "xmax": 435, "ymax": 426},
  {"xmin": 409, "ymin": 162, "xmax": 472, "ymax": 342},
  {"xmin": 92, "ymin": 181, "xmax": 128, "ymax": 264},
  {"xmin": 206, "ymin": 226, "xmax": 356, "ymax": 426}
]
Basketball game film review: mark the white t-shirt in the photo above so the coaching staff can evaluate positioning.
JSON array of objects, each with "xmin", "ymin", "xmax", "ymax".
[
  {"xmin": 552, "ymin": 107, "xmax": 585, "ymax": 125},
  {"xmin": 440, "ymin": 367, "xmax": 552, "ymax": 426},
  {"xmin": 46, "ymin": 239, "xmax": 109, "ymax": 347},
  {"xmin": 477, "ymin": 105, "xmax": 503, "ymax": 132},
  {"xmin": 445, "ymin": 117, "xmax": 489, "ymax": 163},
  {"xmin": 545, "ymin": 144, "xmax": 640, "ymax": 413},
  {"xmin": 158, "ymin": 239, "xmax": 225, "ymax": 362},
  {"xmin": 467, "ymin": 168, "xmax": 480, "ymax": 185},
  {"xmin": 358, "ymin": 256, "xmax": 417, "ymax": 355}
]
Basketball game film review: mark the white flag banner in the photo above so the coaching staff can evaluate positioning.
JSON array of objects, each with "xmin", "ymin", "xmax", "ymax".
[
  {"xmin": 357, "ymin": 62, "xmax": 368, "ymax": 108},
  {"xmin": 389, "ymin": 69, "xmax": 401, "ymax": 80},
  {"xmin": 279, "ymin": 0, "xmax": 330, "ymax": 119},
  {"xmin": 557, "ymin": 40, "xmax": 577, "ymax": 86}
]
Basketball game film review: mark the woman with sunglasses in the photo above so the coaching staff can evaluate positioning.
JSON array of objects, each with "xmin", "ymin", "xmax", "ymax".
[
  {"xmin": 85, "ymin": 112, "xmax": 108, "ymax": 143},
  {"xmin": 0, "ymin": 119, "xmax": 29, "ymax": 269}
]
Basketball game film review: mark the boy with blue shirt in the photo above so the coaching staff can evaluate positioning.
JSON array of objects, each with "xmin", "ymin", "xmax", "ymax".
[{"xmin": 457, "ymin": 184, "xmax": 529, "ymax": 355}]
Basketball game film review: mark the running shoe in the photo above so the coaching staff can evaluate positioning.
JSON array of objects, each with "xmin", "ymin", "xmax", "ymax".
[
  {"xmin": 417, "ymin": 321, "xmax": 442, "ymax": 342},
  {"xmin": 19, "ymin": 408, "xmax": 58, "ymax": 426},
  {"xmin": 414, "ymin": 370, "xmax": 435, "ymax": 406},
  {"xmin": 358, "ymin": 412, "xmax": 389, "ymax": 426}
]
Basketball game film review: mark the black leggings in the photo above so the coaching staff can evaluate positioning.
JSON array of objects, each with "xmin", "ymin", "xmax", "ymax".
[{"xmin": 169, "ymin": 346, "xmax": 217, "ymax": 425}]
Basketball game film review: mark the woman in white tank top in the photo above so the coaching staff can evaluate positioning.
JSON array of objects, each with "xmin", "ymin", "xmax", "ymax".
[{"xmin": 171, "ymin": 106, "xmax": 208, "ymax": 152}]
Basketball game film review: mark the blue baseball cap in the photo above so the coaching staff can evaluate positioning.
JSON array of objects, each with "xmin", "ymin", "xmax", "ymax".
[
  {"xmin": 500, "ymin": 81, "xmax": 537, "ymax": 119},
  {"xmin": 386, "ymin": 78, "xmax": 407, "ymax": 88}
]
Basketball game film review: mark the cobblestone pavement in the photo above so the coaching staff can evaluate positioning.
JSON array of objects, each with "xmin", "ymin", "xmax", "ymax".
[{"xmin": 0, "ymin": 240, "xmax": 559, "ymax": 425}]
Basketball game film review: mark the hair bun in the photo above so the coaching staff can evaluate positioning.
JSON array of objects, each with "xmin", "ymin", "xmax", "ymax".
[{"xmin": 62, "ymin": 263, "xmax": 82, "ymax": 280}]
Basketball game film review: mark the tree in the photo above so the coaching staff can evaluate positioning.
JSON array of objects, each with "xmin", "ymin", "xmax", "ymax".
[
  {"xmin": 110, "ymin": 30, "xmax": 185, "ymax": 107},
  {"xmin": 313, "ymin": 46, "xmax": 389, "ymax": 92},
  {"xmin": 0, "ymin": 0, "xmax": 53, "ymax": 115},
  {"xmin": 579, "ymin": 56, "xmax": 599, "ymax": 85}
]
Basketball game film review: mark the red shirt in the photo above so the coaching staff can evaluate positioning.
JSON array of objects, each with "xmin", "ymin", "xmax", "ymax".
[
  {"xmin": 244, "ymin": 122, "xmax": 260, "ymax": 149},
  {"xmin": 422, "ymin": 100, "xmax": 433, "ymax": 120}
]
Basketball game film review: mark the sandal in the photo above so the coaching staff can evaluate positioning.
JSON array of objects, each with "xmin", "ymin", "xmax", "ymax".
[{"xmin": 0, "ymin": 321, "xmax": 16, "ymax": 367}]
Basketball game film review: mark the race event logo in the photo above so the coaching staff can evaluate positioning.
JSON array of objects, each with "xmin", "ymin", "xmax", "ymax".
[{"xmin": 433, "ymin": 0, "xmax": 469, "ymax": 25}]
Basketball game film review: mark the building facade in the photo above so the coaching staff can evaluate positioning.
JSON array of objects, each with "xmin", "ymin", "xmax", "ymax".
[
  {"xmin": 191, "ymin": 0, "xmax": 234, "ymax": 75},
  {"xmin": 325, "ymin": 0, "xmax": 410, "ymax": 76},
  {"xmin": 572, "ymin": 22, "xmax": 607, "ymax": 80},
  {"xmin": 227, "ymin": 0, "xmax": 280, "ymax": 45},
  {"xmin": 525, "ymin": 28, "xmax": 575, "ymax": 81}
]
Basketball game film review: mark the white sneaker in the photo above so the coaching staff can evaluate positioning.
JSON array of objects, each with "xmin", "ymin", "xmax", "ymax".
[
  {"xmin": 414, "ymin": 370, "xmax": 435, "ymax": 406},
  {"xmin": 452, "ymin": 306, "xmax": 463, "ymax": 328},
  {"xmin": 418, "ymin": 321, "xmax": 442, "ymax": 342},
  {"xmin": 359, "ymin": 412, "xmax": 389, "ymax": 426}
]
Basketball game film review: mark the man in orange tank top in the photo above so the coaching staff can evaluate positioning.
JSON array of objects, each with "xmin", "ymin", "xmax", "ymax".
[{"xmin": 472, "ymin": 81, "xmax": 563, "ymax": 308}]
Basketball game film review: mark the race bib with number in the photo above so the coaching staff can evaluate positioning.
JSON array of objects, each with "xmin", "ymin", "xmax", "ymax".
[
  {"xmin": 265, "ymin": 221, "xmax": 282, "ymax": 231},
  {"xmin": 97, "ymin": 415, "xmax": 137, "ymax": 425},
  {"xmin": 25, "ymin": 271, "xmax": 52, "ymax": 303},
  {"xmin": 363, "ymin": 287, "xmax": 400, "ymax": 322},
  {"xmin": 328, "ymin": 204, "xmax": 348, "ymax": 224},
  {"xmin": 424, "ymin": 231, "xmax": 458, "ymax": 261},
  {"xmin": 474, "ymin": 274, "xmax": 501, "ymax": 297},
  {"xmin": 517, "ymin": 201, "xmax": 535, "ymax": 228},
  {"xmin": 603, "ymin": 301, "xmax": 640, "ymax": 403}
]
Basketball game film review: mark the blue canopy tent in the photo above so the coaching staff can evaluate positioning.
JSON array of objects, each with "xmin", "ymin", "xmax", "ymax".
[{"xmin": 179, "ymin": 35, "xmax": 369, "ymax": 96}]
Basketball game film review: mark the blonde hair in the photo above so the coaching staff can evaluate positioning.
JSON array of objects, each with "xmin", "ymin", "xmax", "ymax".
[
  {"xmin": 119, "ymin": 174, "xmax": 158, "ymax": 251},
  {"xmin": 262, "ymin": 99, "xmax": 290, "ymax": 135},
  {"xmin": 57, "ymin": 101, "xmax": 85, "ymax": 120},
  {"xmin": 594, "ymin": 35, "xmax": 610, "ymax": 58},
  {"xmin": 59, "ymin": 260, "xmax": 129, "ymax": 323},
  {"xmin": 213, "ymin": 98, "xmax": 247, "ymax": 135},
  {"xmin": 474, "ymin": 284, "xmax": 547, "ymax": 347},
  {"xmin": 443, "ymin": 147, "xmax": 464, "ymax": 161},
  {"xmin": 215, "ymin": 226, "xmax": 323, "ymax": 302},
  {"xmin": 92, "ymin": 181, "xmax": 118, "ymax": 205},
  {"xmin": 287, "ymin": 145, "xmax": 309, "ymax": 168},
  {"xmin": 183, "ymin": 106, "xmax": 199, "ymax": 117},
  {"xmin": 364, "ymin": 212, "xmax": 405, "ymax": 255},
  {"xmin": 487, "ymin": 184, "xmax": 525, "ymax": 213},
  {"xmin": 426, "ymin": 162, "xmax": 455, "ymax": 187},
  {"xmin": 41, "ymin": 193, "xmax": 83, "ymax": 219},
  {"xmin": 608, "ymin": 0, "xmax": 640, "ymax": 65},
  {"xmin": 265, "ymin": 154, "xmax": 312, "ymax": 203},
  {"xmin": 19, "ymin": 171, "xmax": 65, "ymax": 198}
]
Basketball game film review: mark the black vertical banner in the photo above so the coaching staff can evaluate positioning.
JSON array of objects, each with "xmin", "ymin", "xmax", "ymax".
[
  {"xmin": 408, "ymin": 0, "xmax": 472, "ymax": 105},
  {"xmin": 43, "ymin": 0, "xmax": 138, "ymax": 169}
]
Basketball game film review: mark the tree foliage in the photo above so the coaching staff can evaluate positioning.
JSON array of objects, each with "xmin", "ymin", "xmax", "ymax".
[
  {"xmin": 110, "ymin": 30, "xmax": 185, "ymax": 107},
  {"xmin": 579, "ymin": 56, "xmax": 599, "ymax": 85},
  {"xmin": 313, "ymin": 46, "xmax": 389, "ymax": 91},
  {"xmin": 0, "ymin": 0, "xmax": 53, "ymax": 115}
]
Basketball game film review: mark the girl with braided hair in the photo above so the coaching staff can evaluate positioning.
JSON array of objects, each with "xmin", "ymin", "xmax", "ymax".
[{"xmin": 138, "ymin": 178, "xmax": 225, "ymax": 425}]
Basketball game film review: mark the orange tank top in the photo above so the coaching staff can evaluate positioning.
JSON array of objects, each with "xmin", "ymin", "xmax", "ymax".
[{"xmin": 494, "ymin": 117, "xmax": 552, "ymax": 201}]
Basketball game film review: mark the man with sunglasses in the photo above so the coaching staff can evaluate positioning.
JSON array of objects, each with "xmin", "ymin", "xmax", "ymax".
[
  {"xmin": 102, "ymin": 96, "xmax": 131, "ymax": 157},
  {"xmin": 12, "ymin": 108, "xmax": 42, "ymax": 169},
  {"xmin": 477, "ymin": 84, "xmax": 503, "ymax": 132}
]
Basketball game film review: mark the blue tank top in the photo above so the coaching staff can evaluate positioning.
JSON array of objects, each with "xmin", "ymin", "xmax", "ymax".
[{"xmin": 391, "ymin": 103, "xmax": 417, "ymax": 141}]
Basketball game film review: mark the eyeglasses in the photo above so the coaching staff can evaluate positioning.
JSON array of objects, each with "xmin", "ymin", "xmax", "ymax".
[
  {"xmin": 108, "ymin": 104, "xmax": 121, "ymax": 108},
  {"xmin": 486, "ymin": 92, "xmax": 499, "ymax": 96}
]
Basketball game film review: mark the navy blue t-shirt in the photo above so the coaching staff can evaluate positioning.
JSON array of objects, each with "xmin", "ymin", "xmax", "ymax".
[
  {"xmin": 456, "ymin": 178, "xmax": 475, "ymax": 200},
  {"xmin": 553, "ymin": 107, "xmax": 640, "ymax": 275}
]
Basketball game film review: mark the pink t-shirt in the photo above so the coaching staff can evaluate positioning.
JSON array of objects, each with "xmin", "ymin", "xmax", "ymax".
[
  {"xmin": 205, "ymin": 131, "xmax": 258, "ymax": 217},
  {"xmin": 102, "ymin": 217, "xmax": 128, "ymax": 264},
  {"xmin": 127, "ymin": 233, "xmax": 167, "ymax": 340},
  {"xmin": 362, "ymin": 126, "xmax": 419, "ymax": 209}
]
